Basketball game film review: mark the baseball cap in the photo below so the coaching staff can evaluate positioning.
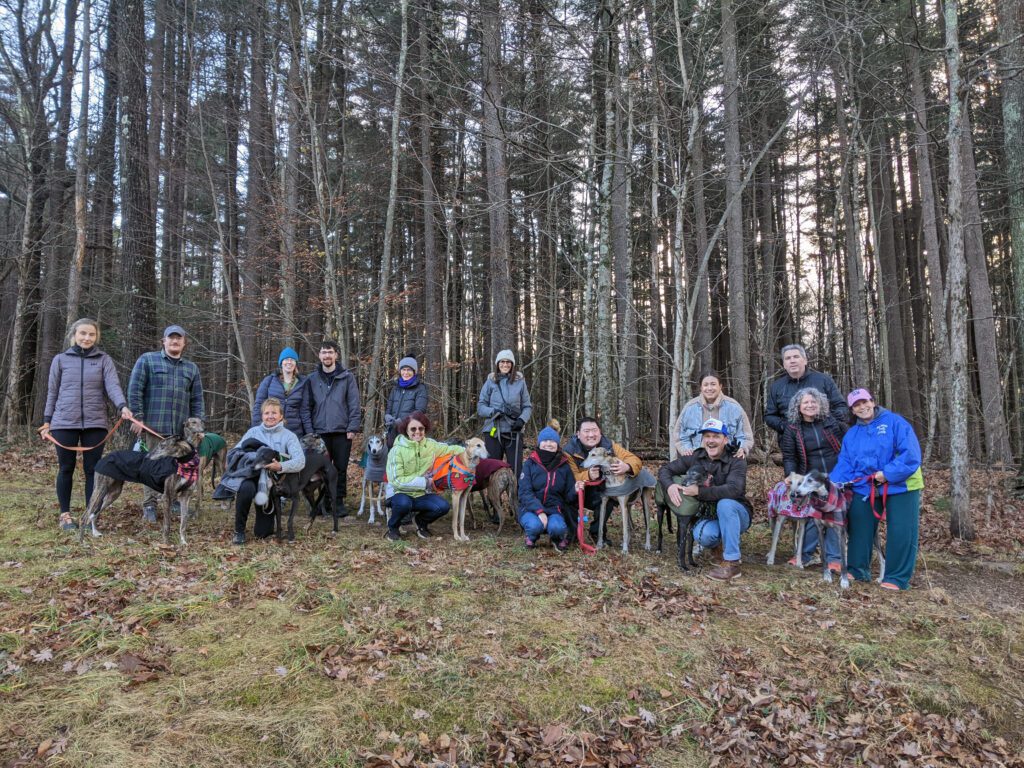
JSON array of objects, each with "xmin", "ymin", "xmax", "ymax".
[
  {"xmin": 163, "ymin": 325, "xmax": 186, "ymax": 338},
  {"xmin": 847, "ymin": 388, "xmax": 873, "ymax": 407},
  {"xmin": 699, "ymin": 418, "xmax": 729, "ymax": 436}
]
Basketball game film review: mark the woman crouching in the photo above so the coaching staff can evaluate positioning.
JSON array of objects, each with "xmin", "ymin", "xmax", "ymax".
[{"xmin": 517, "ymin": 425, "xmax": 575, "ymax": 551}]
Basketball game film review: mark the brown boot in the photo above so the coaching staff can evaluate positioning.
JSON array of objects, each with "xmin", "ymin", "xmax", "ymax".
[{"xmin": 707, "ymin": 560, "xmax": 742, "ymax": 581}]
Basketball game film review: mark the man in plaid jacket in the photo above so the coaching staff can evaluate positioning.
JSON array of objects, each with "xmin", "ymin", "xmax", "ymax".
[{"xmin": 128, "ymin": 325, "xmax": 205, "ymax": 521}]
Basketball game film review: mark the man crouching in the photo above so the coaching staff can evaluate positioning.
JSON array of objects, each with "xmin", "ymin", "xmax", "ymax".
[{"xmin": 657, "ymin": 418, "xmax": 752, "ymax": 581}]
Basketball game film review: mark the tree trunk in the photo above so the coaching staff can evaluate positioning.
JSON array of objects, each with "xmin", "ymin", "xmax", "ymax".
[
  {"xmin": 419, "ymin": 0, "xmax": 442, "ymax": 394},
  {"xmin": 67, "ymin": 0, "xmax": 91, "ymax": 326}
]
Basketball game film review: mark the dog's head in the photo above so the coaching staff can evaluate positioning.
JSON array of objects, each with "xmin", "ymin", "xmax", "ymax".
[
  {"xmin": 366, "ymin": 434, "xmax": 386, "ymax": 458},
  {"xmin": 180, "ymin": 417, "xmax": 205, "ymax": 449},
  {"xmin": 581, "ymin": 446, "xmax": 612, "ymax": 471},
  {"xmin": 253, "ymin": 446, "xmax": 282, "ymax": 471},
  {"xmin": 462, "ymin": 437, "xmax": 488, "ymax": 462},
  {"xmin": 301, "ymin": 433, "xmax": 328, "ymax": 454},
  {"xmin": 682, "ymin": 466, "xmax": 705, "ymax": 487},
  {"xmin": 149, "ymin": 436, "xmax": 199, "ymax": 461},
  {"xmin": 790, "ymin": 469, "xmax": 830, "ymax": 503}
]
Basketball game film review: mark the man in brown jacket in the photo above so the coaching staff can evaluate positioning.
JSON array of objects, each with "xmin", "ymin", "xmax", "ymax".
[{"xmin": 563, "ymin": 415, "xmax": 643, "ymax": 546}]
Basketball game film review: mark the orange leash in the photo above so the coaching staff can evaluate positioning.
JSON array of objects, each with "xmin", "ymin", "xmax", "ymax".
[{"xmin": 39, "ymin": 415, "xmax": 165, "ymax": 452}]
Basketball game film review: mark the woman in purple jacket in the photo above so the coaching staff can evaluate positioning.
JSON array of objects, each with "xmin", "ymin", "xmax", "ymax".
[{"xmin": 40, "ymin": 319, "xmax": 132, "ymax": 531}]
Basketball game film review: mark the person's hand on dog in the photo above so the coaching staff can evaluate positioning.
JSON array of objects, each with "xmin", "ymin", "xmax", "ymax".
[
  {"xmin": 423, "ymin": 472, "xmax": 437, "ymax": 493},
  {"xmin": 681, "ymin": 448, "xmax": 693, "ymax": 456},
  {"xmin": 383, "ymin": 414, "xmax": 394, "ymax": 427},
  {"xmin": 681, "ymin": 484, "xmax": 699, "ymax": 497},
  {"xmin": 347, "ymin": 431, "xmax": 356, "ymax": 440},
  {"xmin": 608, "ymin": 458, "xmax": 630, "ymax": 475},
  {"xmin": 266, "ymin": 460, "xmax": 283, "ymax": 472},
  {"xmin": 538, "ymin": 512, "xmax": 548, "ymax": 529},
  {"xmin": 667, "ymin": 483, "xmax": 684, "ymax": 506},
  {"xmin": 734, "ymin": 447, "xmax": 746, "ymax": 459}
]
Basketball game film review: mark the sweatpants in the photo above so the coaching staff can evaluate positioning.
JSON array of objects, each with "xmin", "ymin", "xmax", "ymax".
[
  {"xmin": 234, "ymin": 478, "xmax": 276, "ymax": 539},
  {"xmin": 847, "ymin": 489, "xmax": 920, "ymax": 589}
]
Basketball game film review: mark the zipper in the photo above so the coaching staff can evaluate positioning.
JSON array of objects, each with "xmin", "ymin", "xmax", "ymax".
[{"xmin": 79, "ymin": 353, "xmax": 86, "ymax": 428}]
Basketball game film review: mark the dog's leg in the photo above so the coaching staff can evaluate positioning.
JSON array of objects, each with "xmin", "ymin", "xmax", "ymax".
[
  {"xmin": 874, "ymin": 532, "xmax": 886, "ymax": 583},
  {"xmin": 359, "ymin": 478, "xmax": 368, "ymax": 519},
  {"xmin": 179, "ymin": 490, "xmax": 190, "ymax": 547},
  {"xmin": 794, "ymin": 520, "xmax": 805, "ymax": 568},
  {"xmin": 597, "ymin": 500, "xmax": 608, "ymax": 549},
  {"xmin": 839, "ymin": 527, "xmax": 850, "ymax": 589},
  {"xmin": 656, "ymin": 504, "xmax": 665, "ymax": 554},
  {"xmin": 451, "ymin": 490, "xmax": 461, "ymax": 540},
  {"xmin": 79, "ymin": 477, "xmax": 123, "ymax": 541},
  {"xmin": 766, "ymin": 515, "xmax": 784, "ymax": 565},
  {"xmin": 161, "ymin": 482, "xmax": 174, "ymax": 546},
  {"xmin": 684, "ymin": 515, "xmax": 698, "ymax": 569},
  {"xmin": 818, "ymin": 520, "xmax": 832, "ymax": 584},
  {"xmin": 674, "ymin": 514, "xmax": 687, "ymax": 570},
  {"xmin": 642, "ymin": 489, "xmax": 652, "ymax": 552},
  {"xmin": 620, "ymin": 497, "xmax": 631, "ymax": 554}
]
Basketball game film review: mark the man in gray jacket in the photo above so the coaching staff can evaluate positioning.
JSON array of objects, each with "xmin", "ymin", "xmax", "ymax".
[{"xmin": 300, "ymin": 340, "xmax": 361, "ymax": 515}]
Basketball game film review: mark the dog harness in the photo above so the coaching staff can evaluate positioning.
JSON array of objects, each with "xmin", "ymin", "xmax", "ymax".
[{"xmin": 428, "ymin": 453, "xmax": 476, "ymax": 492}]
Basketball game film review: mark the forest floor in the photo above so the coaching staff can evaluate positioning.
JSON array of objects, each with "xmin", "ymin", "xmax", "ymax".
[{"xmin": 1, "ymin": 443, "xmax": 1022, "ymax": 768}]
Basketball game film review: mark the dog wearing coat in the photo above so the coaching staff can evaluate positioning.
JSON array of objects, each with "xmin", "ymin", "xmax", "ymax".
[
  {"xmin": 357, "ymin": 434, "xmax": 388, "ymax": 524},
  {"xmin": 79, "ymin": 417, "xmax": 205, "ymax": 546},
  {"xmin": 422, "ymin": 437, "xmax": 489, "ymax": 542}
]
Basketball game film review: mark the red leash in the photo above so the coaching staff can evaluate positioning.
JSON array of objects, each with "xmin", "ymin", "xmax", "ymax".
[
  {"xmin": 577, "ymin": 487, "xmax": 598, "ymax": 552},
  {"xmin": 39, "ymin": 414, "xmax": 165, "ymax": 452},
  {"xmin": 850, "ymin": 475, "xmax": 889, "ymax": 521}
]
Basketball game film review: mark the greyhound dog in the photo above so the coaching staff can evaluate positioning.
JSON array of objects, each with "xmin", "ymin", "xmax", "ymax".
[
  {"xmin": 357, "ymin": 434, "xmax": 388, "ymax": 524},
  {"xmin": 271, "ymin": 433, "xmax": 339, "ymax": 541},
  {"xmin": 581, "ymin": 446, "xmax": 657, "ymax": 554},
  {"xmin": 468, "ymin": 459, "xmax": 517, "ymax": 535},
  {"xmin": 655, "ymin": 465, "xmax": 708, "ymax": 571},
  {"xmin": 422, "ymin": 437, "xmax": 489, "ymax": 542},
  {"xmin": 79, "ymin": 417, "xmax": 205, "ymax": 546},
  {"xmin": 766, "ymin": 470, "xmax": 883, "ymax": 589}
]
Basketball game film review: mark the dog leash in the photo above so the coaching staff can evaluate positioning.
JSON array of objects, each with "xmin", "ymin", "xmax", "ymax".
[
  {"xmin": 575, "ymin": 481, "xmax": 602, "ymax": 555},
  {"xmin": 38, "ymin": 414, "xmax": 165, "ymax": 452},
  {"xmin": 850, "ymin": 475, "xmax": 889, "ymax": 521}
]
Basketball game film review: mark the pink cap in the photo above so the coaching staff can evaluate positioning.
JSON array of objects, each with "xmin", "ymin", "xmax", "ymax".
[{"xmin": 847, "ymin": 388, "xmax": 873, "ymax": 407}]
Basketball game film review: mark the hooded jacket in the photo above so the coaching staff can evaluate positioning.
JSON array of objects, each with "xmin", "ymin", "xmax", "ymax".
[
  {"xmin": 563, "ymin": 435, "xmax": 643, "ymax": 483},
  {"xmin": 253, "ymin": 373, "xmax": 308, "ymax": 434},
  {"xmin": 830, "ymin": 407, "xmax": 923, "ymax": 496},
  {"xmin": 385, "ymin": 378, "xmax": 428, "ymax": 426},
  {"xmin": 384, "ymin": 435, "xmax": 462, "ymax": 499},
  {"xmin": 517, "ymin": 450, "xmax": 576, "ymax": 521},
  {"xmin": 44, "ymin": 346, "xmax": 128, "ymax": 430},
  {"xmin": 477, "ymin": 370, "xmax": 532, "ymax": 436},
  {"xmin": 302, "ymin": 365, "xmax": 361, "ymax": 435}
]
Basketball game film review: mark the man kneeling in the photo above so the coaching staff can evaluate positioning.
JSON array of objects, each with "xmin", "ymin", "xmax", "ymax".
[{"xmin": 657, "ymin": 418, "xmax": 752, "ymax": 581}]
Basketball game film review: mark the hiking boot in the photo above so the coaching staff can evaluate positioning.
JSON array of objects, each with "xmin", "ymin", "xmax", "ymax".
[
  {"xmin": 384, "ymin": 528, "xmax": 402, "ymax": 542},
  {"xmin": 232, "ymin": 531, "xmax": 245, "ymax": 546},
  {"xmin": 142, "ymin": 505, "xmax": 157, "ymax": 523},
  {"xmin": 416, "ymin": 526, "xmax": 432, "ymax": 539},
  {"xmin": 59, "ymin": 512, "xmax": 78, "ymax": 531},
  {"xmin": 524, "ymin": 536, "xmax": 536, "ymax": 549},
  {"xmin": 707, "ymin": 560, "xmax": 742, "ymax": 581}
]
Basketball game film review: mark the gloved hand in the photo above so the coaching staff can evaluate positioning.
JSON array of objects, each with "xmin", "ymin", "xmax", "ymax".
[
  {"xmin": 383, "ymin": 413, "xmax": 395, "ymax": 427},
  {"xmin": 511, "ymin": 418, "xmax": 525, "ymax": 432}
]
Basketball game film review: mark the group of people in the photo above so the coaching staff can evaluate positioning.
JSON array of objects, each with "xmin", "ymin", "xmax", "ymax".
[{"xmin": 41, "ymin": 321, "xmax": 923, "ymax": 590}]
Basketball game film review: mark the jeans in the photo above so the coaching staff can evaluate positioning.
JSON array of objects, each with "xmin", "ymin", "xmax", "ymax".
[
  {"xmin": 387, "ymin": 492, "xmax": 450, "ymax": 531},
  {"xmin": 519, "ymin": 511, "xmax": 568, "ymax": 543},
  {"xmin": 692, "ymin": 499, "xmax": 751, "ymax": 561},
  {"xmin": 801, "ymin": 523, "xmax": 842, "ymax": 563}
]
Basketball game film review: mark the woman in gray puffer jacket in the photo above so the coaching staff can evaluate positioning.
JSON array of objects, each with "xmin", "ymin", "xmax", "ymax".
[
  {"xmin": 40, "ymin": 318, "xmax": 132, "ymax": 531},
  {"xmin": 477, "ymin": 349, "xmax": 532, "ymax": 477}
]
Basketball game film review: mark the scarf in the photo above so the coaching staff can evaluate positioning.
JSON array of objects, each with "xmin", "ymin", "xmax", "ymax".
[
  {"xmin": 537, "ymin": 447, "xmax": 562, "ymax": 471},
  {"xmin": 398, "ymin": 374, "xmax": 419, "ymax": 389}
]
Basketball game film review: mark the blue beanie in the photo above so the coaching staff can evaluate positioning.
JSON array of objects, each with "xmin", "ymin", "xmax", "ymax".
[
  {"xmin": 538, "ymin": 426, "xmax": 560, "ymax": 445},
  {"xmin": 278, "ymin": 347, "xmax": 299, "ymax": 367}
]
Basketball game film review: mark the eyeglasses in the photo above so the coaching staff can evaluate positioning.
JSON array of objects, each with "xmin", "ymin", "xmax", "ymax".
[{"xmin": 408, "ymin": 426, "xmax": 425, "ymax": 433}]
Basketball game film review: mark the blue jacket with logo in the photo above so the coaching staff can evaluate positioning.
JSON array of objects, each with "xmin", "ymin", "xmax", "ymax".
[{"xmin": 830, "ymin": 407, "xmax": 923, "ymax": 496}]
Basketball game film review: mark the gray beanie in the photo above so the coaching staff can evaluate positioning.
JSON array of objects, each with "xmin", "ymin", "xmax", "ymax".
[
  {"xmin": 398, "ymin": 356, "xmax": 419, "ymax": 374},
  {"xmin": 495, "ymin": 349, "xmax": 516, "ymax": 366}
]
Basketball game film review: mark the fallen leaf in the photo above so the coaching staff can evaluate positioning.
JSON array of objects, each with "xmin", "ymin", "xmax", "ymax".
[{"xmin": 412, "ymin": 708, "xmax": 430, "ymax": 720}]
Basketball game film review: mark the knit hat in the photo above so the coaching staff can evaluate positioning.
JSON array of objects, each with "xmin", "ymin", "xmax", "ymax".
[
  {"xmin": 495, "ymin": 349, "xmax": 516, "ymax": 366},
  {"xmin": 278, "ymin": 347, "xmax": 299, "ymax": 366},
  {"xmin": 538, "ymin": 426, "xmax": 560, "ymax": 445},
  {"xmin": 398, "ymin": 356, "xmax": 419, "ymax": 374}
]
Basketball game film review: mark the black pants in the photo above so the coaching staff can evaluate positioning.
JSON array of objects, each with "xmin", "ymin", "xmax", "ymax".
[
  {"xmin": 484, "ymin": 431, "xmax": 524, "ymax": 479},
  {"xmin": 51, "ymin": 428, "xmax": 108, "ymax": 513},
  {"xmin": 321, "ymin": 432, "xmax": 352, "ymax": 500},
  {"xmin": 234, "ymin": 478, "xmax": 275, "ymax": 538}
]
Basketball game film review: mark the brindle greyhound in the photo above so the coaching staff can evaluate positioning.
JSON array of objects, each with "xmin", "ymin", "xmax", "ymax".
[{"xmin": 80, "ymin": 417, "xmax": 205, "ymax": 546}]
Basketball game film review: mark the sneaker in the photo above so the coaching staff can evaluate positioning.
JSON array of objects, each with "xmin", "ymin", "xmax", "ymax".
[
  {"xmin": 827, "ymin": 561, "xmax": 842, "ymax": 573},
  {"xmin": 879, "ymin": 581, "xmax": 901, "ymax": 591},
  {"xmin": 707, "ymin": 560, "xmax": 742, "ymax": 581},
  {"xmin": 384, "ymin": 528, "xmax": 402, "ymax": 542},
  {"xmin": 416, "ymin": 526, "xmax": 432, "ymax": 539},
  {"xmin": 524, "ymin": 536, "xmax": 536, "ymax": 549},
  {"xmin": 59, "ymin": 512, "xmax": 78, "ymax": 531},
  {"xmin": 232, "ymin": 532, "xmax": 245, "ymax": 546},
  {"xmin": 142, "ymin": 505, "xmax": 157, "ymax": 523},
  {"xmin": 787, "ymin": 554, "xmax": 821, "ymax": 568}
]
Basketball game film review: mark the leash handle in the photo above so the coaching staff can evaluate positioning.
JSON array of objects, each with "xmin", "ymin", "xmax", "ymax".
[
  {"xmin": 849, "ymin": 474, "xmax": 888, "ymax": 521},
  {"xmin": 576, "ymin": 489, "xmax": 596, "ymax": 555}
]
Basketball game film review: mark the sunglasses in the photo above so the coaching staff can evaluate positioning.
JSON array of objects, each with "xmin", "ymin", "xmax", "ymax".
[{"xmin": 408, "ymin": 426, "xmax": 425, "ymax": 433}]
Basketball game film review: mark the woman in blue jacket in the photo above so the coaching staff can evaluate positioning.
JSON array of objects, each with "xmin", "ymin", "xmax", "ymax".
[
  {"xmin": 517, "ymin": 426, "xmax": 575, "ymax": 551},
  {"xmin": 253, "ymin": 347, "xmax": 306, "ymax": 435},
  {"xmin": 830, "ymin": 388, "xmax": 923, "ymax": 590}
]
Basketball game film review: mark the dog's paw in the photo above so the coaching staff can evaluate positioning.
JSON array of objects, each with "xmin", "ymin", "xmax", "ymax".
[
  {"xmin": 840, "ymin": 576, "xmax": 850, "ymax": 589},
  {"xmin": 823, "ymin": 570, "xmax": 833, "ymax": 584}
]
